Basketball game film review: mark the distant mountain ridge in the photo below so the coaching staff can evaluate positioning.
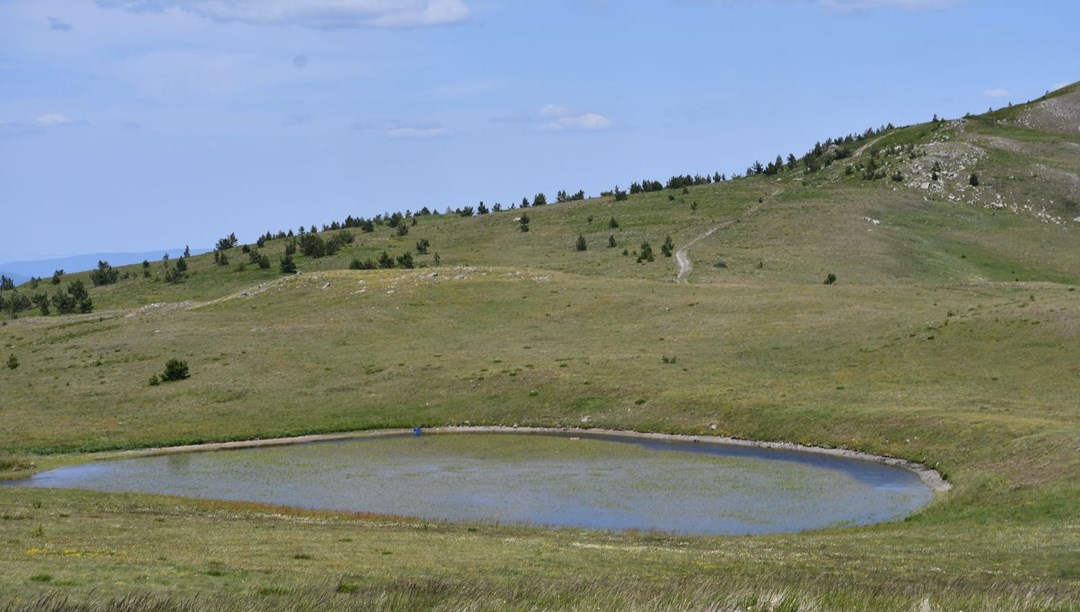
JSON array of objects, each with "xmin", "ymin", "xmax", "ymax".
[{"xmin": 0, "ymin": 248, "xmax": 208, "ymax": 283}]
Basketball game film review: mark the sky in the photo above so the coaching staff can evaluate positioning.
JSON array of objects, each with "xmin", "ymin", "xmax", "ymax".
[{"xmin": 1, "ymin": 0, "xmax": 1078, "ymax": 264}]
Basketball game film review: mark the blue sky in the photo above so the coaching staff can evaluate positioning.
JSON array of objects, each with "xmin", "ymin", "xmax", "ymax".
[{"xmin": 1, "ymin": 0, "xmax": 1077, "ymax": 263}]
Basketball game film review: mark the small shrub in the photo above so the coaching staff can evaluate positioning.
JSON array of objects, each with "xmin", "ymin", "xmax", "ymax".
[
  {"xmin": 6, "ymin": 354, "xmax": 18, "ymax": 370},
  {"xmin": 161, "ymin": 359, "xmax": 190, "ymax": 382},
  {"xmin": 575, "ymin": 235, "xmax": 587, "ymax": 252},
  {"xmin": 824, "ymin": 273, "xmax": 837, "ymax": 285},
  {"xmin": 969, "ymin": 173, "xmax": 979, "ymax": 186}
]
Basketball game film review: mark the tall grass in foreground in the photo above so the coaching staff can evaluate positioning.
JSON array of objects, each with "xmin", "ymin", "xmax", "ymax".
[{"xmin": 5, "ymin": 578, "xmax": 1075, "ymax": 612}]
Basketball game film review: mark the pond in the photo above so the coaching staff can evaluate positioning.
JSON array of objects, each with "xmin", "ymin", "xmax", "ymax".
[{"xmin": 7, "ymin": 431, "xmax": 935, "ymax": 535}]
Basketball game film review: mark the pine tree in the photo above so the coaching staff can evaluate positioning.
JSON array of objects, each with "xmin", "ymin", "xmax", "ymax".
[
  {"xmin": 661, "ymin": 236, "xmax": 675, "ymax": 257},
  {"xmin": 637, "ymin": 242, "xmax": 655, "ymax": 263}
]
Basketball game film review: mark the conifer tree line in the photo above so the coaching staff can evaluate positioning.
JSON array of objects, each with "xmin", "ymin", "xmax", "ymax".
[{"xmin": 1, "ymin": 118, "xmax": 901, "ymax": 319}]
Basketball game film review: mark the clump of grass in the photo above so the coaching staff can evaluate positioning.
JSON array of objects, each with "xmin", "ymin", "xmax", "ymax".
[
  {"xmin": 336, "ymin": 579, "xmax": 360, "ymax": 594},
  {"xmin": 0, "ymin": 454, "xmax": 35, "ymax": 472}
]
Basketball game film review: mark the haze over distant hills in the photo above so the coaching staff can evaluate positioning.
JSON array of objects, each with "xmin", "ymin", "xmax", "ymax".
[{"xmin": 0, "ymin": 248, "xmax": 208, "ymax": 283}]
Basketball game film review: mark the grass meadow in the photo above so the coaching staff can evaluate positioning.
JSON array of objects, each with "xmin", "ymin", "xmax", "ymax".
[{"xmin": 2, "ymin": 98, "xmax": 1079, "ymax": 609}]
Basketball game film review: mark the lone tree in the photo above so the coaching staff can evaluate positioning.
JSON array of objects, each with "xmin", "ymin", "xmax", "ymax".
[
  {"xmin": 969, "ymin": 173, "xmax": 980, "ymax": 187},
  {"xmin": 6, "ymin": 353, "xmax": 18, "ymax": 370},
  {"xmin": 216, "ymin": 233, "xmax": 239, "ymax": 251},
  {"xmin": 161, "ymin": 358, "xmax": 190, "ymax": 382},
  {"xmin": 637, "ymin": 242, "xmax": 655, "ymax": 263},
  {"xmin": 165, "ymin": 257, "xmax": 188, "ymax": 284},
  {"xmin": 661, "ymin": 236, "xmax": 675, "ymax": 257},
  {"xmin": 377, "ymin": 251, "xmax": 395, "ymax": 269},
  {"xmin": 519, "ymin": 213, "xmax": 531, "ymax": 233},
  {"xmin": 575, "ymin": 235, "xmax": 587, "ymax": 252},
  {"xmin": 280, "ymin": 254, "xmax": 297, "ymax": 274},
  {"xmin": 608, "ymin": 234, "xmax": 617, "ymax": 248},
  {"xmin": 824, "ymin": 273, "xmax": 837, "ymax": 285}
]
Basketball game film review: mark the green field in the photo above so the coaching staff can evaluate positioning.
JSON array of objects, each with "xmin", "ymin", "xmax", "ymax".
[{"xmin": 1, "ymin": 85, "xmax": 1079, "ymax": 610}]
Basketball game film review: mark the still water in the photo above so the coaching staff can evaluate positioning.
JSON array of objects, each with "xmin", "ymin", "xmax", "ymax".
[{"xmin": 9, "ymin": 432, "xmax": 934, "ymax": 535}]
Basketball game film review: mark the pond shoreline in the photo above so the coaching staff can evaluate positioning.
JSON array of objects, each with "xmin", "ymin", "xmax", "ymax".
[{"xmin": 100, "ymin": 426, "xmax": 952, "ymax": 493}]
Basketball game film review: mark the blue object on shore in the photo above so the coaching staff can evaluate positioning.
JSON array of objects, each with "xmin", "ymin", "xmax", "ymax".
[{"xmin": 413, "ymin": 427, "xmax": 422, "ymax": 437}]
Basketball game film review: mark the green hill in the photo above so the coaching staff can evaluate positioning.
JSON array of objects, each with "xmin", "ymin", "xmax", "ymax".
[{"xmin": 2, "ymin": 83, "xmax": 1078, "ymax": 610}]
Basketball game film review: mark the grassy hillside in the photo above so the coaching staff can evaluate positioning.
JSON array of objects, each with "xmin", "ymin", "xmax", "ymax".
[{"xmin": 1, "ymin": 84, "xmax": 1079, "ymax": 610}]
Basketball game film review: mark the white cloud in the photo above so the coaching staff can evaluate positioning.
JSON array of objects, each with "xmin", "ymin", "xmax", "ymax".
[
  {"xmin": 816, "ymin": 0, "xmax": 954, "ymax": 11},
  {"xmin": 35, "ymin": 113, "xmax": 74, "ymax": 126},
  {"xmin": 354, "ymin": 118, "xmax": 448, "ymax": 138},
  {"xmin": 96, "ymin": 0, "xmax": 470, "ymax": 28},
  {"xmin": 536, "ymin": 105, "xmax": 612, "ymax": 132},
  {"xmin": 0, "ymin": 114, "xmax": 86, "ymax": 137},
  {"xmin": 538, "ymin": 104, "xmax": 572, "ymax": 118},
  {"xmin": 387, "ymin": 126, "xmax": 448, "ymax": 138}
]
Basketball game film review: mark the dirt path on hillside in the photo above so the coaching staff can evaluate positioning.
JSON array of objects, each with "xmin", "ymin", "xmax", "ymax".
[
  {"xmin": 675, "ymin": 222, "xmax": 732, "ymax": 283},
  {"xmin": 675, "ymin": 201, "xmax": 766, "ymax": 283},
  {"xmin": 854, "ymin": 134, "xmax": 886, "ymax": 157}
]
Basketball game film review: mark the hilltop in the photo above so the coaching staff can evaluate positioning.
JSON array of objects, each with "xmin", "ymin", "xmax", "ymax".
[{"xmin": 1, "ymin": 83, "xmax": 1078, "ymax": 609}]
